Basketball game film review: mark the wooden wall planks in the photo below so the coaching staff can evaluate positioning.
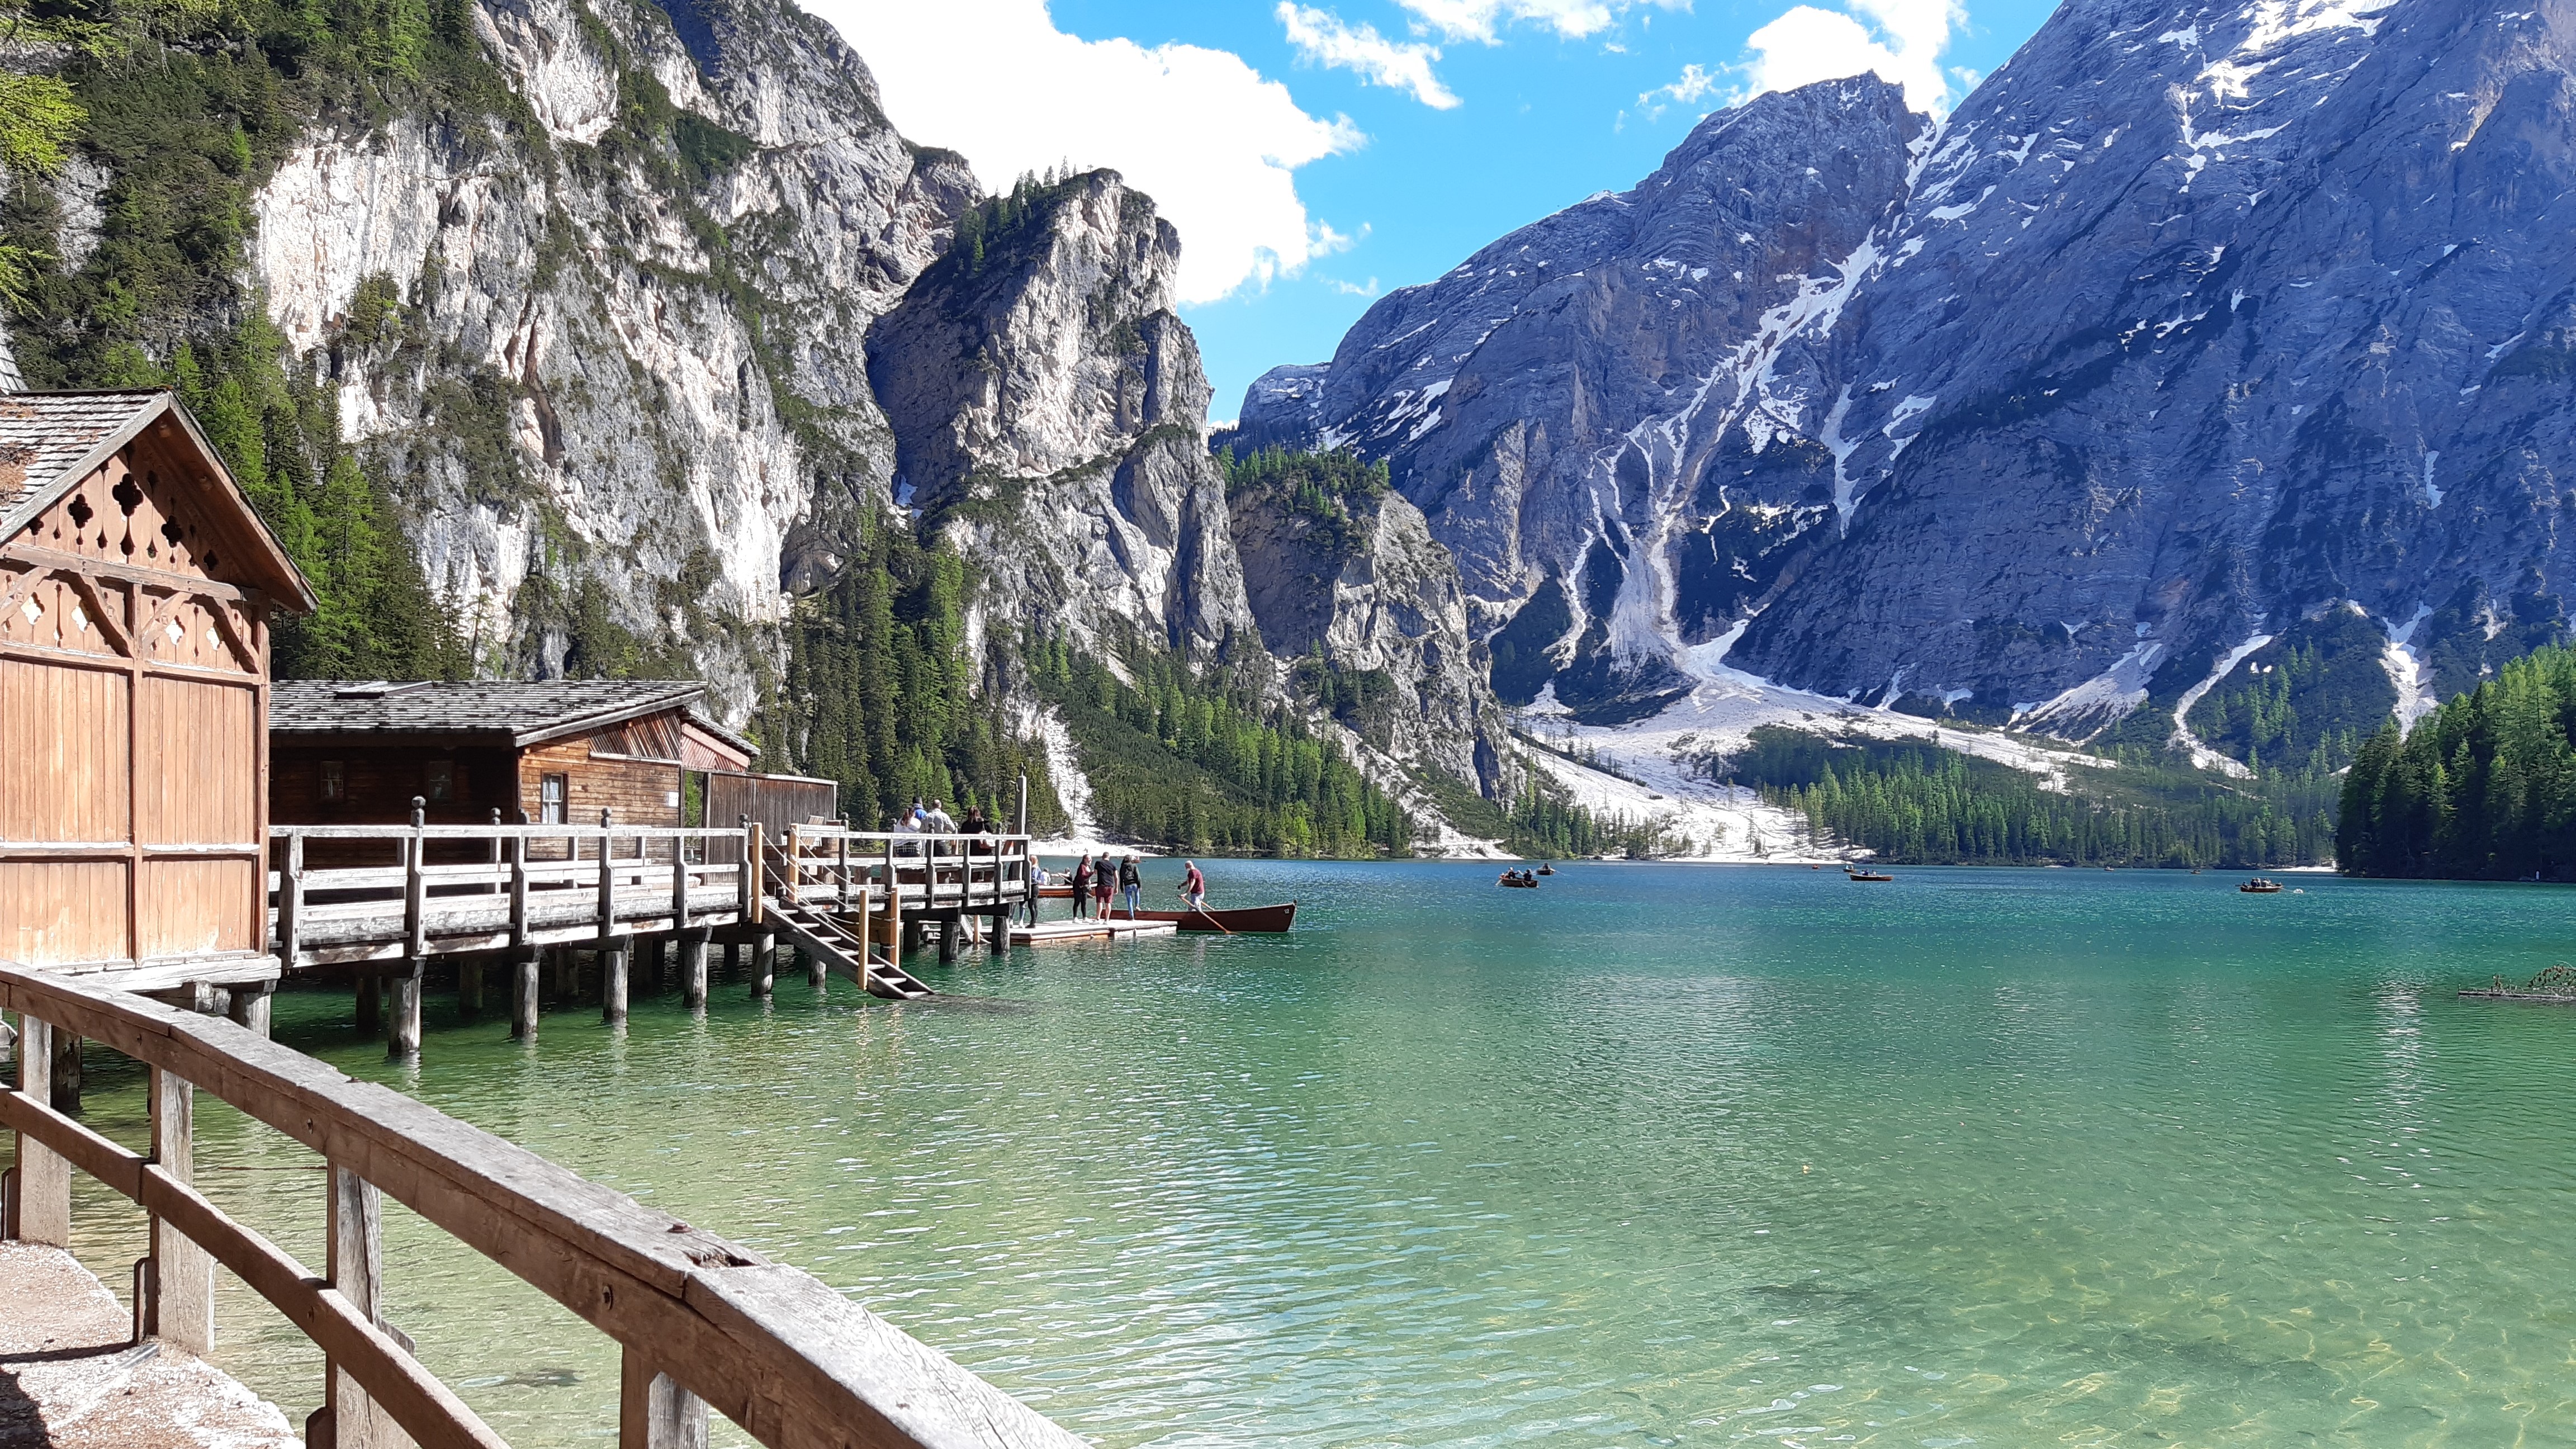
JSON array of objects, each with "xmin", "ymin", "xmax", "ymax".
[{"xmin": 1, "ymin": 656, "xmax": 129, "ymax": 842}]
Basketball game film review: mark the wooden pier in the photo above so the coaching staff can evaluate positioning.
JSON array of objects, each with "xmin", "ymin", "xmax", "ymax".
[{"xmin": 1008, "ymin": 918, "xmax": 1178, "ymax": 946}]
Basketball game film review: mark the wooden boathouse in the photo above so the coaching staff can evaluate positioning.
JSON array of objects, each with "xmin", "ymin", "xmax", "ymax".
[
  {"xmin": 2, "ymin": 391, "xmax": 1088, "ymax": 1448},
  {"xmin": 0, "ymin": 389, "xmax": 314, "ymax": 1000},
  {"xmin": 270, "ymin": 678, "xmax": 787, "ymax": 835}
]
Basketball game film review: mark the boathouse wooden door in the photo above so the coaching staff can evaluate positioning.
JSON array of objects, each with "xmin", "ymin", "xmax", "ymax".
[{"xmin": 0, "ymin": 392, "xmax": 313, "ymax": 971}]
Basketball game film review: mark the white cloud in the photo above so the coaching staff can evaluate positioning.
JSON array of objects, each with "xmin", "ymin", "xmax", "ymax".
[
  {"xmin": 1327, "ymin": 276, "xmax": 1382, "ymax": 296},
  {"xmin": 808, "ymin": 0, "xmax": 1365, "ymax": 304},
  {"xmin": 1279, "ymin": 3, "xmax": 1460, "ymax": 109},
  {"xmin": 1734, "ymin": 0, "xmax": 1965, "ymax": 113},
  {"xmin": 1396, "ymin": 0, "xmax": 1687, "ymax": 43},
  {"xmin": 1636, "ymin": 61, "xmax": 1721, "ymax": 117}
]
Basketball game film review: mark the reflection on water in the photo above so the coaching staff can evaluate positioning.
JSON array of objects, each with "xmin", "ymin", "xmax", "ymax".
[{"xmin": 27, "ymin": 863, "xmax": 2576, "ymax": 1446}]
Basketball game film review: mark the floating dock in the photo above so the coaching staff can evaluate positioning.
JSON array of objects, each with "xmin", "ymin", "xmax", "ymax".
[{"xmin": 1008, "ymin": 918, "xmax": 1178, "ymax": 946}]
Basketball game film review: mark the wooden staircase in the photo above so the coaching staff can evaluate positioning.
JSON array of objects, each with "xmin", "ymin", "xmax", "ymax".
[{"xmin": 766, "ymin": 901, "xmax": 934, "ymax": 1000}]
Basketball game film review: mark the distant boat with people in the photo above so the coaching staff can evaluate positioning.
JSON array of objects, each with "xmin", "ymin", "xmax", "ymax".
[
  {"xmin": 2241, "ymin": 877, "xmax": 2284, "ymax": 893},
  {"xmin": 1845, "ymin": 866, "xmax": 1894, "ymax": 882},
  {"xmin": 1499, "ymin": 870, "xmax": 1540, "ymax": 888}
]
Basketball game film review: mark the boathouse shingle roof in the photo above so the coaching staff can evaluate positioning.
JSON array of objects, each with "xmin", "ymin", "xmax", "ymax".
[
  {"xmin": 0, "ymin": 389, "xmax": 316, "ymax": 610},
  {"xmin": 272, "ymin": 679, "xmax": 713, "ymax": 747}
]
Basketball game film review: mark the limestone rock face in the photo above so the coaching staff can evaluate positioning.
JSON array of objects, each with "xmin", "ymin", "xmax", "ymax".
[
  {"xmin": 1242, "ymin": 78, "xmax": 1923, "ymax": 722},
  {"xmin": 1244, "ymin": 0, "xmax": 2576, "ymax": 731},
  {"xmin": 866, "ymin": 172, "xmax": 1254, "ymax": 664},
  {"xmin": 1228, "ymin": 476, "xmax": 1509, "ymax": 794},
  {"xmin": 247, "ymin": 0, "xmax": 972, "ymax": 709}
]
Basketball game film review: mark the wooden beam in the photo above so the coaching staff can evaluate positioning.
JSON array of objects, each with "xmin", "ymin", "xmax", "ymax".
[
  {"xmin": 149, "ymin": 1064, "xmax": 216, "ymax": 1355},
  {"xmin": 5, "ymin": 543, "xmax": 250, "ymax": 602},
  {"xmin": 6, "ymin": 1014, "xmax": 71, "ymax": 1245}
]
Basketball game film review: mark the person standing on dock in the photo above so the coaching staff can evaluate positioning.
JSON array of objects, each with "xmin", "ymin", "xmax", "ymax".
[
  {"xmin": 1182, "ymin": 860, "xmax": 1206, "ymax": 910},
  {"xmin": 1094, "ymin": 857, "xmax": 1117, "ymax": 918},
  {"xmin": 1071, "ymin": 853, "xmax": 1094, "ymax": 918},
  {"xmin": 1119, "ymin": 855, "xmax": 1143, "ymax": 917}
]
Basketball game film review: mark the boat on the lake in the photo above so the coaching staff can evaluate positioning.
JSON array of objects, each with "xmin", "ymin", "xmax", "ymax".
[
  {"xmin": 1125, "ymin": 903, "xmax": 1298, "ymax": 933},
  {"xmin": 2241, "ymin": 877, "xmax": 2283, "ymax": 893},
  {"xmin": 1845, "ymin": 867, "xmax": 1895, "ymax": 883},
  {"xmin": 1536, "ymin": 864, "xmax": 1556, "ymax": 876},
  {"xmin": 1499, "ymin": 871, "xmax": 1540, "ymax": 888}
]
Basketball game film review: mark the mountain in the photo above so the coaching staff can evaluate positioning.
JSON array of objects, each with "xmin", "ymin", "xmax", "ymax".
[
  {"xmin": 1240, "ymin": 0, "xmax": 2576, "ymax": 763},
  {"xmin": 0, "ymin": 0, "xmax": 1513, "ymax": 849}
]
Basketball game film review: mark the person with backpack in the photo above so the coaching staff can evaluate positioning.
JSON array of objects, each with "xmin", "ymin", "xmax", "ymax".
[{"xmin": 1117, "ymin": 855, "xmax": 1143, "ymax": 917}]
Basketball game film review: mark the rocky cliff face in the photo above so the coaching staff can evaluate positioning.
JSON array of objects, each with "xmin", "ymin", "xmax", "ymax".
[
  {"xmin": 248, "ymin": 0, "xmax": 972, "ymax": 705},
  {"xmin": 1244, "ymin": 0, "xmax": 2576, "ymax": 745},
  {"xmin": 865, "ymin": 172, "xmax": 1254, "ymax": 666},
  {"xmin": 1225, "ymin": 468, "xmax": 1509, "ymax": 794}
]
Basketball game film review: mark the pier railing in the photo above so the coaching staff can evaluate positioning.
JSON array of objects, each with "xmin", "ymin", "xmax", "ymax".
[
  {"xmin": 770, "ymin": 828, "xmax": 1035, "ymax": 917},
  {"xmin": 268, "ymin": 818, "xmax": 756, "ymax": 970},
  {"xmin": 0, "ymin": 963, "xmax": 1083, "ymax": 1449}
]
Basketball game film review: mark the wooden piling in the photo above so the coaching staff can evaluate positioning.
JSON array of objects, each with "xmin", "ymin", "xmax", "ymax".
[
  {"xmin": 603, "ymin": 945, "xmax": 630, "ymax": 1025},
  {"xmin": 512, "ymin": 950, "xmax": 541, "ymax": 1042},
  {"xmin": 751, "ymin": 934, "xmax": 775, "ymax": 999},
  {"xmin": 49, "ymin": 1028, "xmax": 80, "ymax": 1113},
  {"xmin": 458, "ymin": 960, "xmax": 485, "ymax": 1015},
  {"xmin": 388, "ymin": 962, "xmax": 424, "ymax": 1060},
  {"xmin": 227, "ymin": 983, "xmax": 273, "ymax": 1038},
  {"xmin": 356, "ymin": 974, "xmax": 381, "ymax": 1037},
  {"xmin": 148, "ymin": 1065, "xmax": 215, "ymax": 1353},
  {"xmin": 682, "ymin": 931, "xmax": 709, "ymax": 1011}
]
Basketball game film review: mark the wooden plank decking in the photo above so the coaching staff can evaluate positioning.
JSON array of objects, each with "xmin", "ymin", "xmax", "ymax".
[{"xmin": 1007, "ymin": 918, "xmax": 1177, "ymax": 946}]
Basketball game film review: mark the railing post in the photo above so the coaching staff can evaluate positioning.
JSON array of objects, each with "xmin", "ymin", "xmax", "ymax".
[
  {"xmin": 736, "ymin": 816, "xmax": 754, "ymax": 922},
  {"xmin": 391, "ymin": 799, "xmax": 427, "ymax": 1060},
  {"xmin": 619, "ymin": 1346, "xmax": 708, "ymax": 1449},
  {"xmin": 787, "ymin": 823, "xmax": 803, "ymax": 908},
  {"xmin": 836, "ymin": 832, "xmax": 851, "ymax": 911},
  {"xmin": 599, "ymin": 809, "xmax": 628, "ymax": 1026},
  {"xmin": 748, "ymin": 819, "xmax": 765, "ymax": 925},
  {"xmin": 4, "ymin": 1013, "xmax": 70, "ymax": 1245},
  {"xmin": 510, "ymin": 822, "xmax": 537, "ymax": 1042},
  {"xmin": 278, "ymin": 831, "xmax": 305, "ymax": 972},
  {"xmin": 147, "ymin": 1064, "xmax": 214, "ymax": 1353},
  {"xmin": 321, "ymin": 1164, "xmax": 409, "ymax": 1449}
]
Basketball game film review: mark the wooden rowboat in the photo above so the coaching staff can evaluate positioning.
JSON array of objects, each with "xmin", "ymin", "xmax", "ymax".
[{"xmin": 1123, "ymin": 903, "xmax": 1298, "ymax": 933}]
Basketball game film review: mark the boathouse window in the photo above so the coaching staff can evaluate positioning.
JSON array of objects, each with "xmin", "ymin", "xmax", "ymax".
[
  {"xmin": 320, "ymin": 760, "xmax": 345, "ymax": 802},
  {"xmin": 424, "ymin": 760, "xmax": 454, "ymax": 803},
  {"xmin": 540, "ymin": 773, "xmax": 567, "ymax": 824}
]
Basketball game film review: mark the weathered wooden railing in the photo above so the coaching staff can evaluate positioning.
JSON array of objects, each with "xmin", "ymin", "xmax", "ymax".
[
  {"xmin": 769, "ymin": 831, "xmax": 1036, "ymax": 964},
  {"xmin": 0, "ymin": 964, "xmax": 1083, "ymax": 1449},
  {"xmin": 773, "ymin": 830, "xmax": 1034, "ymax": 913},
  {"xmin": 271, "ymin": 815, "xmax": 756, "ymax": 969}
]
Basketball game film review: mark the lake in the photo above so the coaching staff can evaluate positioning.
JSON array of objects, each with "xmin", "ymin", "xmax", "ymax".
[{"xmin": 34, "ymin": 862, "xmax": 2576, "ymax": 1447}]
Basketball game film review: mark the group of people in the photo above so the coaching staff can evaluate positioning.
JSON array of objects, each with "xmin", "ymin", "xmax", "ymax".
[
  {"xmin": 1060, "ymin": 853, "xmax": 1208, "ymax": 917},
  {"xmin": 886, "ymin": 798, "xmax": 998, "ymax": 846}
]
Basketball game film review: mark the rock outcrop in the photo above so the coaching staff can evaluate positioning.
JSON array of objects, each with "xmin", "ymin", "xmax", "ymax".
[
  {"xmin": 1243, "ymin": 0, "xmax": 2576, "ymax": 742},
  {"xmin": 865, "ymin": 172, "xmax": 1254, "ymax": 665},
  {"xmin": 249, "ymin": 0, "xmax": 973, "ymax": 703},
  {"xmin": 1225, "ymin": 466, "xmax": 1509, "ymax": 794}
]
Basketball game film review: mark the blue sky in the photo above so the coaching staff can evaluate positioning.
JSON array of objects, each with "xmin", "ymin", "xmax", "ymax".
[{"xmin": 819, "ymin": 0, "xmax": 2064, "ymax": 419}]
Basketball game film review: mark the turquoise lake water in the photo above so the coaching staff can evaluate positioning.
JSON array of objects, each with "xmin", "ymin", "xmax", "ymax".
[{"xmin": 28, "ymin": 862, "xmax": 2576, "ymax": 1447}]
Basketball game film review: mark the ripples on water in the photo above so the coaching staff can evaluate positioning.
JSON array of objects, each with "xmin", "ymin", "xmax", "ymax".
[{"xmin": 32, "ymin": 864, "xmax": 2576, "ymax": 1446}]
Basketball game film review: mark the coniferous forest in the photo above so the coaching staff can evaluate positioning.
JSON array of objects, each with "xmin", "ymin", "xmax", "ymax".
[
  {"xmin": 0, "ymin": 0, "xmax": 509, "ymax": 679},
  {"xmin": 1027, "ymin": 635, "xmax": 1415, "ymax": 856},
  {"xmin": 2337, "ymin": 642, "xmax": 2576, "ymax": 880},
  {"xmin": 1724, "ymin": 729, "xmax": 2338, "ymax": 868}
]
